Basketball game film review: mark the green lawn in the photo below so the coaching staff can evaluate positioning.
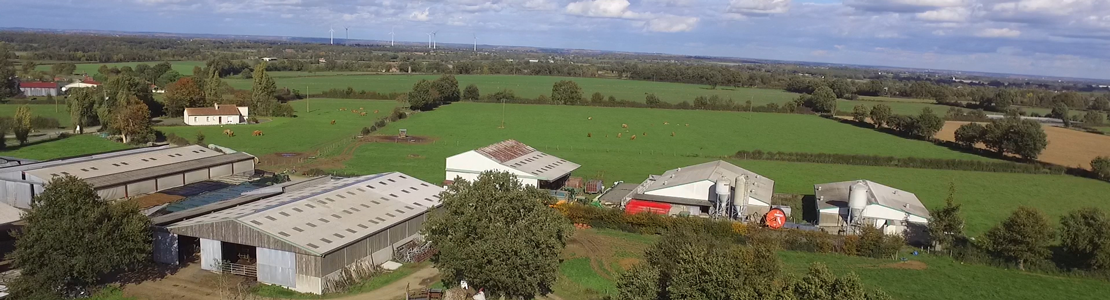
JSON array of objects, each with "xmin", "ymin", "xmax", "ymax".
[
  {"xmin": 224, "ymin": 74, "xmax": 802, "ymax": 105},
  {"xmin": 252, "ymin": 262, "xmax": 429, "ymax": 299},
  {"xmin": 0, "ymin": 103, "xmax": 72, "ymax": 127},
  {"xmin": 36, "ymin": 61, "xmax": 206, "ymax": 76},
  {"xmin": 156, "ymin": 99, "xmax": 400, "ymax": 155},
  {"xmin": 0, "ymin": 135, "xmax": 129, "ymax": 160},
  {"xmin": 88, "ymin": 287, "xmax": 136, "ymax": 300}
]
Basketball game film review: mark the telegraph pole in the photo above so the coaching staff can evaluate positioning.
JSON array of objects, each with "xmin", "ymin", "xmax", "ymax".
[
  {"xmin": 499, "ymin": 98, "xmax": 506, "ymax": 129},
  {"xmin": 306, "ymin": 83, "xmax": 310, "ymax": 113}
]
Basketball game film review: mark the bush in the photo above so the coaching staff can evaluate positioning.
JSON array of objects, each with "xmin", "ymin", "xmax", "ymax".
[
  {"xmin": 30, "ymin": 116, "xmax": 61, "ymax": 129},
  {"xmin": 857, "ymin": 226, "xmax": 903, "ymax": 259},
  {"xmin": 165, "ymin": 133, "xmax": 190, "ymax": 146},
  {"xmin": 954, "ymin": 123, "xmax": 985, "ymax": 148},
  {"xmin": 374, "ymin": 118, "xmax": 387, "ymax": 129},
  {"xmin": 271, "ymin": 103, "xmax": 296, "ymax": 117},
  {"xmin": 360, "ymin": 127, "xmax": 371, "ymax": 136},
  {"xmin": 1093, "ymin": 157, "xmax": 1110, "ymax": 181},
  {"xmin": 248, "ymin": 116, "xmax": 259, "ymax": 124},
  {"xmin": 195, "ymin": 131, "xmax": 206, "ymax": 145}
]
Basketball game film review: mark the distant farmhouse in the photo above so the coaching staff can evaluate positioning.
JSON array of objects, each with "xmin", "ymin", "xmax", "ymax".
[
  {"xmin": 445, "ymin": 140, "xmax": 580, "ymax": 189},
  {"xmin": 184, "ymin": 103, "xmax": 249, "ymax": 126},
  {"xmin": 611, "ymin": 160, "xmax": 775, "ymax": 219},
  {"xmin": 18, "ymin": 81, "xmax": 59, "ymax": 97}
]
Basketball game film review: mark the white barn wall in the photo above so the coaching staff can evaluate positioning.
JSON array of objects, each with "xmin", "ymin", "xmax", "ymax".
[
  {"xmin": 210, "ymin": 164, "xmax": 232, "ymax": 177},
  {"xmin": 200, "ymin": 238, "xmax": 222, "ymax": 272},
  {"xmin": 157, "ymin": 175, "xmax": 185, "ymax": 190},
  {"xmin": 257, "ymin": 247, "xmax": 297, "ymax": 289},
  {"xmin": 184, "ymin": 169, "xmax": 208, "ymax": 184},
  {"xmin": 862, "ymin": 205, "xmax": 929, "ymax": 224},
  {"xmin": 445, "ymin": 151, "xmax": 537, "ymax": 185},
  {"xmin": 127, "ymin": 179, "xmax": 158, "ymax": 196},
  {"xmin": 647, "ymin": 181, "xmax": 712, "ymax": 200}
]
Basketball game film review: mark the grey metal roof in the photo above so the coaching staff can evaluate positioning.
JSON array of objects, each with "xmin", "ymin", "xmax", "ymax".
[
  {"xmin": 0, "ymin": 146, "xmax": 172, "ymax": 179},
  {"xmin": 474, "ymin": 140, "xmax": 580, "ymax": 181},
  {"xmin": 813, "ymin": 180, "xmax": 930, "ymax": 219},
  {"xmin": 598, "ymin": 183, "xmax": 638, "ymax": 204},
  {"xmin": 642, "ymin": 160, "xmax": 774, "ymax": 203},
  {"xmin": 24, "ymin": 145, "xmax": 223, "ymax": 183},
  {"xmin": 83, "ymin": 153, "xmax": 255, "ymax": 188},
  {"xmin": 167, "ymin": 172, "xmax": 443, "ymax": 255}
]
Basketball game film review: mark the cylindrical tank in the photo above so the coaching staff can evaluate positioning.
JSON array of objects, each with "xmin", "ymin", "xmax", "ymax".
[
  {"xmin": 715, "ymin": 178, "xmax": 731, "ymax": 199},
  {"xmin": 733, "ymin": 175, "xmax": 747, "ymax": 207},
  {"xmin": 849, "ymin": 181, "xmax": 868, "ymax": 216}
]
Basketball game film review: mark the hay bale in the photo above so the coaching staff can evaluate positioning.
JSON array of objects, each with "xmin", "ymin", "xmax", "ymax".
[
  {"xmin": 664, "ymin": 122, "xmax": 669, "ymax": 125},
  {"xmin": 685, "ymin": 124, "xmax": 689, "ymax": 126}
]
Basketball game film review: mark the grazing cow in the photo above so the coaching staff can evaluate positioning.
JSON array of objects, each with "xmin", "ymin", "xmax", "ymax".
[
  {"xmin": 587, "ymin": 133, "xmax": 592, "ymax": 137},
  {"xmin": 671, "ymin": 132, "xmax": 675, "ymax": 136},
  {"xmin": 630, "ymin": 135, "xmax": 637, "ymax": 140},
  {"xmin": 617, "ymin": 133, "xmax": 622, "ymax": 138},
  {"xmin": 621, "ymin": 123, "xmax": 628, "ymax": 128},
  {"xmin": 374, "ymin": 110, "xmax": 379, "ymax": 114},
  {"xmin": 664, "ymin": 122, "xmax": 669, "ymax": 125},
  {"xmin": 642, "ymin": 132, "xmax": 647, "ymax": 136},
  {"xmin": 223, "ymin": 129, "xmax": 235, "ymax": 137},
  {"xmin": 588, "ymin": 117, "xmax": 592, "ymax": 120},
  {"xmin": 331, "ymin": 120, "xmax": 336, "ymax": 125},
  {"xmin": 253, "ymin": 130, "xmax": 263, "ymax": 136},
  {"xmin": 360, "ymin": 112, "xmax": 367, "ymax": 116}
]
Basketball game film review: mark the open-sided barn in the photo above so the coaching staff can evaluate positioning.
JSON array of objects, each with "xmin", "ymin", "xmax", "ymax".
[
  {"xmin": 0, "ymin": 145, "xmax": 255, "ymax": 209},
  {"xmin": 445, "ymin": 139, "xmax": 580, "ymax": 189},
  {"xmin": 151, "ymin": 172, "xmax": 442, "ymax": 295},
  {"xmin": 621, "ymin": 160, "xmax": 775, "ymax": 219}
]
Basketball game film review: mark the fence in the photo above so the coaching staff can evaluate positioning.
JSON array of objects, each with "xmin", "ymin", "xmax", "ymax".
[{"xmin": 219, "ymin": 262, "xmax": 258, "ymax": 277}]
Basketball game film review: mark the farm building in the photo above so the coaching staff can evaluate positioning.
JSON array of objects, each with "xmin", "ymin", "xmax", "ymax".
[
  {"xmin": 150, "ymin": 172, "xmax": 442, "ymax": 294},
  {"xmin": 810, "ymin": 180, "xmax": 930, "ymax": 238},
  {"xmin": 0, "ymin": 145, "xmax": 256, "ymax": 209},
  {"xmin": 18, "ymin": 82, "xmax": 59, "ymax": 97},
  {"xmin": 621, "ymin": 160, "xmax": 775, "ymax": 219},
  {"xmin": 184, "ymin": 103, "xmax": 249, "ymax": 126},
  {"xmin": 61, "ymin": 78, "xmax": 100, "ymax": 93},
  {"xmin": 445, "ymin": 140, "xmax": 580, "ymax": 189}
]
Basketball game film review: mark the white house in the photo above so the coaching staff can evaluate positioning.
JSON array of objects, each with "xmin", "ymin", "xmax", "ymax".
[
  {"xmin": 184, "ymin": 104, "xmax": 249, "ymax": 126},
  {"xmin": 812, "ymin": 180, "xmax": 930, "ymax": 237},
  {"xmin": 445, "ymin": 140, "xmax": 579, "ymax": 189},
  {"xmin": 622, "ymin": 160, "xmax": 775, "ymax": 218}
]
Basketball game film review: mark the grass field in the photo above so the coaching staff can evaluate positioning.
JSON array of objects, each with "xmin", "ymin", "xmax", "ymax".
[
  {"xmin": 224, "ymin": 74, "xmax": 802, "ymax": 105},
  {"xmin": 35, "ymin": 61, "xmax": 205, "ymax": 76},
  {"xmin": 0, "ymin": 135, "xmax": 129, "ymax": 160},
  {"xmin": 156, "ymin": 99, "xmax": 400, "ymax": 155},
  {"xmin": 0, "ymin": 103, "xmax": 72, "ymax": 127},
  {"xmin": 556, "ymin": 228, "xmax": 1110, "ymax": 300}
]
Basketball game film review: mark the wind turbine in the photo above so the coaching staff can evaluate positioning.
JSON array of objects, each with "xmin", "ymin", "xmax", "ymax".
[
  {"xmin": 329, "ymin": 27, "xmax": 335, "ymax": 45},
  {"xmin": 473, "ymin": 33, "xmax": 477, "ymax": 52},
  {"xmin": 390, "ymin": 26, "xmax": 395, "ymax": 47},
  {"xmin": 344, "ymin": 27, "xmax": 349, "ymax": 45},
  {"xmin": 432, "ymin": 31, "xmax": 438, "ymax": 49},
  {"xmin": 426, "ymin": 32, "xmax": 433, "ymax": 49}
]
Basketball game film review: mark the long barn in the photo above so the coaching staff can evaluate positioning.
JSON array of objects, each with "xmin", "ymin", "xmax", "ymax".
[
  {"xmin": 0, "ymin": 145, "xmax": 255, "ymax": 209},
  {"xmin": 152, "ymin": 172, "xmax": 442, "ymax": 294}
]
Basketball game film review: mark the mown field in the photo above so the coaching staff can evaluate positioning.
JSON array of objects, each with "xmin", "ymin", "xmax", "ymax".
[
  {"xmin": 35, "ymin": 61, "xmax": 205, "ymax": 76},
  {"xmin": 155, "ymin": 99, "xmax": 400, "ymax": 155},
  {"xmin": 0, "ymin": 135, "xmax": 129, "ymax": 160},
  {"xmin": 0, "ymin": 103, "xmax": 72, "ymax": 127},
  {"xmin": 224, "ymin": 74, "xmax": 802, "ymax": 105},
  {"xmin": 556, "ymin": 229, "xmax": 1110, "ymax": 300},
  {"xmin": 333, "ymin": 102, "xmax": 1110, "ymax": 235}
]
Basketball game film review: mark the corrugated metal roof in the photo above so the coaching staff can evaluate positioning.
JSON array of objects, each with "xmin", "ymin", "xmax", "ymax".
[
  {"xmin": 19, "ymin": 82, "xmax": 57, "ymax": 88},
  {"xmin": 0, "ymin": 146, "xmax": 171, "ymax": 176},
  {"xmin": 82, "ymin": 152, "xmax": 255, "ymax": 188},
  {"xmin": 500, "ymin": 151, "xmax": 580, "ymax": 180},
  {"xmin": 185, "ymin": 105, "xmax": 243, "ymax": 116},
  {"xmin": 641, "ymin": 160, "xmax": 774, "ymax": 203},
  {"xmin": 813, "ymin": 180, "xmax": 930, "ymax": 218},
  {"xmin": 598, "ymin": 183, "xmax": 638, "ymax": 204},
  {"xmin": 24, "ymin": 145, "xmax": 222, "ymax": 182},
  {"xmin": 168, "ymin": 172, "xmax": 443, "ymax": 255},
  {"xmin": 475, "ymin": 140, "xmax": 535, "ymax": 163}
]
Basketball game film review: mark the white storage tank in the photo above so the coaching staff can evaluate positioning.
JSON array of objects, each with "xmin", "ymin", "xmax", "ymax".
[{"xmin": 848, "ymin": 181, "xmax": 868, "ymax": 223}]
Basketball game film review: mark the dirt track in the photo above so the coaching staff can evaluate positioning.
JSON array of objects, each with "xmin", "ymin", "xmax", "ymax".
[{"xmin": 936, "ymin": 121, "xmax": 1110, "ymax": 169}]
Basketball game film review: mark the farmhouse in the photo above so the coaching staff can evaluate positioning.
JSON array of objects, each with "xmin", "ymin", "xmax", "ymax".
[
  {"xmin": 810, "ymin": 180, "xmax": 930, "ymax": 237},
  {"xmin": 61, "ymin": 78, "xmax": 100, "ymax": 93},
  {"xmin": 150, "ymin": 172, "xmax": 441, "ymax": 294},
  {"xmin": 18, "ymin": 82, "xmax": 59, "ymax": 97},
  {"xmin": 0, "ymin": 145, "xmax": 256, "ymax": 209},
  {"xmin": 445, "ymin": 140, "xmax": 580, "ymax": 189},
  {"xmin": 184, "ymin": 103, "xmax": 249, "ymax": 126},
  {"xmin": 621, "ymin": 160, "xmax": 775, "ymax": 219}
]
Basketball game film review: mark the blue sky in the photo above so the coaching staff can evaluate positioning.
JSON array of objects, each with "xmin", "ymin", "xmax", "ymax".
[{"xmin": 3, "ymin": 0, "xmax": 1110, "ymax": 79}]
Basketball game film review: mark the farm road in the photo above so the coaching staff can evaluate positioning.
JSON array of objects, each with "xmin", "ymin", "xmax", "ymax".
[{"xmin": 333, "ymin": 265, "xmax": 439, "ymax": 300}]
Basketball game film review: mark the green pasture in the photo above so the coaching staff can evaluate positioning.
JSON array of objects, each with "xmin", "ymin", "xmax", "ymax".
[
  {"xmin": 224, "ymin": 74, "xmax": 802, "ymax": 105},
  {"xmin": 0, "ymin": 135, "xmax": 129, "ymax": 160},
  {"xmin": 0, "ymin": 103, "xmax": 72, "ymax": 127},
  {"xmin": 36, "ymin": 61, "xmax": 205, "ymax": 76},
  {"xmin": 156, "ymin": 99, "xmax": 400, "ymax": 155},
  {"xmin": 554, "ymin": 229, "xmax": 1110, "ymax": 300}
]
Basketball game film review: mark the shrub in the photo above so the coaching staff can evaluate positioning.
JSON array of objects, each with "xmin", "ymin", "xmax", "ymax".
[
  {"xmin": 374, "ymin": 119, "xmax": 387, "ymax": 128},
  {"xmin": 851, "ymin": 105, "xmax": 869, "ymax": 123},
  {"xmin": 857, "ymin": 226, "xmax": 903, "ymax": 259},
  {"xmin": 166, "ymin": 133, "xmax": 190, "ymax": 146},
  {"xmin": 1093, "ymin": 157, "xmax": 1110, "ymax": 181},
  {"xmin": 30, "ymin": 116, "xmax": 60, "ymax": 129},
  {"xmin": 271, "ymin": 103, "xmax": 296, "ymax": 117},
  {"xmin": 360, "ymin": 127, "xmax": 371, "ymax": 135},
  {"xmin": 195, "ymin": 131, "xmax": 206, "ymax": 145},
  {"xmin": 248, "ymin": 116, "xmax": 259, "ymax": 124}
]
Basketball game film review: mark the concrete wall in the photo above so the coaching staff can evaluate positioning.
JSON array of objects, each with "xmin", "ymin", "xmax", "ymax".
[{"xmin": 862, "ymin": 205, "xmax": 929, "ymax": 224}]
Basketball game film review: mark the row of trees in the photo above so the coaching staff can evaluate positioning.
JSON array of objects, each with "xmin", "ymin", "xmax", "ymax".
[
  {"xmin": 847, "ymin": 105, "xmax": 945, "ymax": 140},
  {"xmin": 407, "ymin": 75, "xmax": 460, "ymax": 111},
  {"xmin": 953, "ymin": 116, "xmax": 1049, "ymax": 160},
  {"xmin": 65, "ymin": 72, "xmax": 158, "ymax": 143}
]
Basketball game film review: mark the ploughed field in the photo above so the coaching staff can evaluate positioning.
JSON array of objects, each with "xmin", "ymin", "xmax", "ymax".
[{"xmin": 936, "ymin": 121, "xmax": 1110, "ymax": 170}]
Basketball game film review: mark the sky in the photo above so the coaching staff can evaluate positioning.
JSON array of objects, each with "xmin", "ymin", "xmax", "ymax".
[{"xmin": 3, "ymin": 0, "xmax": 1110, "ymax": 79}]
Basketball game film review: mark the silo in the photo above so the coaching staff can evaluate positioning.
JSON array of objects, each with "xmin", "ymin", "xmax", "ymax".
[
  {"xmin": 714, "ymin": 178, "xmax": 731, "ymax": 218},
  {"xmin": 733, "ymin": 175, "xmax": 749, "ymax": 220},
  {"xmin": 848, "ymin": 181, "xmax": 868, "ymax": 224}
]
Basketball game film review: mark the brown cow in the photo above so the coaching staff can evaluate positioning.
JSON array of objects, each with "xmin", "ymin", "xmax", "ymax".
[
  {"xmin": 587, "ymin": 133, "xmax": 592, "ymax": 137},
  {"xmin": 617, "ymin": 133, "xmax": 622, "ymax": 138},
  {"xmin": 360, "ymin": 112, "xmax": 367, "ymax": 116},
  {"xmin": 331, "ymin": 120, "xmax": 336, "ymax": 125},
  {"xmin": 630, "ymin": 135, "xmax": 637, "ymax": 140},
  {"xmin": 621, "ymin": 123, "xmax": 628, "ymax": 128},
  {"xmin": 223, "ymin": 129, "xmax": 235, "ymax": 137},
  {"xmin": 374, "ymin": 110, "xmax": 380, "ymax": 114},
  {"xmin": 671, "ymin": 132, "xmax": 675, "ymax": 137},
  {"xmin": 253, "ymin": 130, "xmax": 263, "ymax": 136}
]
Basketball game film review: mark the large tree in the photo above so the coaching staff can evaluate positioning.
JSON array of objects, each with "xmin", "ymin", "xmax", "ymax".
[
  {"xmin": 67, "ymin": 87, "xmax": 99, "ymax": 133},
  {"xmin": 251, "ymin": 63, "xmax": 277, "ymax": 116},
  {"xmin": 0, "ymin": 42, "xmax": 18, "ymax": 98},
  {"xmin": 984, "ymin": 206, "xmax": 1055, "ymax": 270},
  {"xmin": 1050, "ymin": 102, "xmax": 1071, "ymax": 127},
  {"xmin": 112, "ymin": 96, "xmax": 153, "ymax": 144},
  {"xmin": 8, "ymin": 175, "xmax": 151, "ymax": 299},
  {"xmin": 551, "ymin": 80, "xmax": 583, "ymax": 105},
  {"xmin": 806, "ymin": 86, "xmax": 838, "ymax": 113},
  {"xmin": 1094, "ymin": 157, "xmax": 1110, "ymax": 181},
  {"xmin": 929, "ymin": 184, "xmax": 965, "ymax": 251},
  {"xmin": 462, "ymin": 84, "xmax": 480, "ymax": 101},
  {"xmin": 954, "ymin": 123, "xmax": 985, "ymax": 148},
  {"xmin": 204, "ymin": 68, "xmax": 224, "ymax": 105},
  {"xmin": 163, "ymin": 77, "xmax": 205, "ymax": 116},
  {"xmin": 851, "ymin": 105, "xmax": 869, "ymax": 123},
  {"xmin": 911, "ymin": 108, "xmax": 944, "ymax": 139},
  {"xmin": 1060, "ymin": 207, "xmax": 1110, "ymax": 270},
  {"xmin": 408, "ymin": 79, "xmax": 435, "ymax": 111},
  {"xmin": 433, "ymin": 75, "xmax": 460, "ymax": 103},
  {"xmin": 50, "ymin": 63, "xmax": 77, "ymax": 77},
  {"xmin": 424, "ymin": 171, "xmax": 569, "ymax": 299},
  {"xmin": 12, "ymin": 105, "xmax": 32, "ymax": 145},
  {"xmin": 869, "ymin": 104, "xmax": 893, "ymax": 128},
  {"xmin": 590, "ymin": 92, "xmax": 605, "ymax": 104},
  {"xmin": 982, "ymin": 116, "xmax": 1048, "ymax": 160}
]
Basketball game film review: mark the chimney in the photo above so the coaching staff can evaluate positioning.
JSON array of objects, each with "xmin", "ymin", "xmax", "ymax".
[{"xmin": 214, "ymin": 103, "xmax": 219, "ymax": 110}]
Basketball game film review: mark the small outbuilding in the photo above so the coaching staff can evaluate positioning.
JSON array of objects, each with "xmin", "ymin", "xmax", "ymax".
[
  {"xmin": 18, "ymin": 82, "xmax": 59, "ymax": 97},
  {"xmin": 445, "ymin": 140, "xmax": 580, "ymax": 189},
  {"xmin": 152, "ymin": 172, "xmax": 442, "ymax": 294},
  {"xmin": 624, "ymin": 160, "xmax": 775, "ymax": 219},
  {"xmin": 184, "ymin": 103, "xmax": 249, "ymax": 126},
  {"xmin": 811, "ymin": 180, "xmax": 929, "ymax": 237},
  {"xmin": 61, "ymin": 79, "xmax": 100, "ymax": 93}
]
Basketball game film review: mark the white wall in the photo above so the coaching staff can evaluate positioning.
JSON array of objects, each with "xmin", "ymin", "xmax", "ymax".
[
  {"xmin": 861, "ymin": 205, "xmax": 929, "ymax": 224},
  {"xmin": 184, "ymin": 114, "xmax": 242, "ymax": 126},
  {"xmin": 200, "ymin": 238, "xmax": 222, "ymax": 272},
  {"xmin": 257, "ymin": 247, "xmax": 297, "ymax": 289},
  {"xmin": 445, "ymin": 151, "xmax": 538, "ymax": 186},
  {"xmin": 647, "ymin": 181, "xmax": 712, "ymax": 200},
  {"xmin": 294, "ymin": 274, "xmax": 323, "ymax": 295},
  {"xmin": 237, "ymin": 107, "xmax": 249, "ymax": 119}
]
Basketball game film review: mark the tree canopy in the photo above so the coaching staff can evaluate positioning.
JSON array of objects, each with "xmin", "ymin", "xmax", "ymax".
[
  {"xmin": 251, "ymin": 62, "xmax": 278, "ymax": 116},
  {"xmin": 551, "ymin": 80, "xmax": 583, "ymax": 105},
  {"xmin": 869, "ymin": 104, "xmax": 892, "ymax": 128},
  {"xmin": 1059, "ymin": 207, "xmax": 1110, "ymax": 270},
  {"xmin": 12, "ymin": 105, "xmax": 32, "ymax": 145},
  {"xmin": 423, "ymin": 171, "xmax": 569, "ymax": 299},
  {"xmin": 462, "ymin": 84, "xmax": 480, "ymax": 101},
  {"xmin": 9, "ymin": 175, "xmax": 151, "ymax": 299},
  {"xmin": 984, "ymin": 206, "xmax": 1054, "ymax": 270},
  {"xmin": 112, "ymin": 96, "xmax": 154, "ymax": 144},
  {"xmin": 929, "ymin": 184, "xmax": 965, "ymax": 251},
  {"xmin": 164, "ymin": 77, "xmax": 204, "ymax": 117}
]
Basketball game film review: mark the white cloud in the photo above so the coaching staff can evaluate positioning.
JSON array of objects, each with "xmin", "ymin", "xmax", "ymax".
[
  {"xmin": 728, "ymin": 0, "xmax": 791, "ymax": 16},
  {"xmin": 915, "ymin": 7, "xmax": 970, "ymax": 22},
  {"xmin": 646, "ymin": 15, "xmax": 699, "ymax": 32},
  {"xmin": 976, "ymin": 27, "xmax": 1021, "ymax": 37},
  {"xmin": 409, "ymin": 8, "xmax": 430, "ymax": 21},
  {"xmin": 846, "ymin": 0, "xmax": 967, "ymax": 13},
  {"xmin": 565, "ymin": 0, "xmax": 642, "ymax": 18}
]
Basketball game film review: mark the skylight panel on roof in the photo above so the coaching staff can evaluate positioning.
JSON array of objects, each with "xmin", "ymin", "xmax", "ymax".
[
  {"xmin": 293, "ymin": 227, "xmax": 304, "ymax": 232},
  {"xmin": 306, "ymin": 243, "xmax": 319, "ymax": 249},
  {"xmin": 349, "ymin": 207, "xmax": 360, "ymax": 212},
  {"xmin": 375, "ymin": 217, "xmax": 386, "ymax": 222},
  {"xmin": 306, "ymin": 222, "xmax": 317, "ymax": 227},
  {"xmin": 331, "ymin": 214, "xmax": 342, "ymax": 219},
  {"xmin": 278, "ymin": 231, "xmax": 290, "ymax": 237},
  {"xmin": 292, "ymin": 207, "xmax": 303, "ymax": 212},
  {"xmin": 394, "ymin": 209, "xmax": 406, "ymax": 214},
  {"xmin": 358, "ymin": 224, "xmax": 369, "ymax": 229},
  {"xmin": 404, "ymin": 206, "xmax": 415, "ymax": 210},
  {"xmin": 346, "ymin": 191, "xmax": 356, "ymax": 195},
  {"xmin": 250, "ymin": 220, "xmax": 263, "ymax": 225},
  {"xmin": 389, "ymin": 194, "xmax": 398, "ymax": 198},
  {"xmin": 345, "ymin": 228, "xmax": 357, "ymax": 234},
  {"xmin": 385, "ymin": 213, "xmax": 396, "ymax": 218},
  {"xmin": 333, "ymin": 233, "xmax": 345, "ymax": 239},
  {"xmin": 279, "ymin": 212, "xmax": 290, "ymax": 217},
  {"xmin": 318, "ymin": 218, "xmax": 330, "ymax": 223},
  {"xmin": 388, "ymin": 178, "xmax": 396, "ymax": 182},
  {"xmin": 320, "ymin": 238, "xmax": 333, "ymax": 243},
  {"xmin": 265, "ymin": 216, "xmax": 277, "ymax": 221}
]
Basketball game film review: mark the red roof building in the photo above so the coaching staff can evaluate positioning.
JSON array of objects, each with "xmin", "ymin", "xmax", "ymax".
[{"xmin": 19, "ymin": 82, "xmax": 58, "ymax": 89}]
